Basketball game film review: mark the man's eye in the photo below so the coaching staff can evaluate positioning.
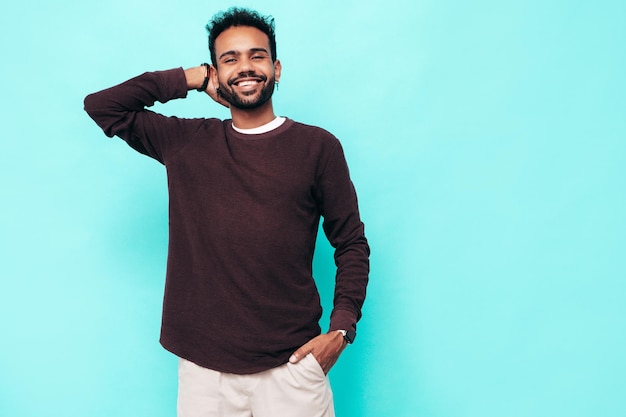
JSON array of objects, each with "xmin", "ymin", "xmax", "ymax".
[
  {"xmin": 252, "ymin": 55, "xmax": 265, "ymax": 60},
  {"xmin": 224, "ymin": 58, "xmax": 236, "ymax": 64}
]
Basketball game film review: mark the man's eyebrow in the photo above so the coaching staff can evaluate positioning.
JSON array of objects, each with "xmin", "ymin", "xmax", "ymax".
[
  {"xmin": 218, "ymin": 50, "xmax": 238, "ymax": 60},
  {"xmin": 218, "ymin": 48, "xmax": 270, "ymax": 60},
  {"xmin": 250, "ymin": 48, "xmax": 270, "ymax": 55}
]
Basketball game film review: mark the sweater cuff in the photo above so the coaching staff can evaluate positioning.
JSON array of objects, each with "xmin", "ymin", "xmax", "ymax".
[
  {"xmin": 329, "ymin": 309, "xmax": 358, "ymax": 332},
  {"xmin": 155, "ymin": 67, "xmax": 189, "ymax": 102}
]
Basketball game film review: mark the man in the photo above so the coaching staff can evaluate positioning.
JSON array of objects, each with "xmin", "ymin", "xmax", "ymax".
[{"xmin": 84, "ymin": 7, "xmax": 369, "ymax": 417}]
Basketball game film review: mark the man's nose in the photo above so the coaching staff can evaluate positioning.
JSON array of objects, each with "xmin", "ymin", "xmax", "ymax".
[{"xmin": 236, "ymin": 57, "xmax": 253, "ymax": 73}]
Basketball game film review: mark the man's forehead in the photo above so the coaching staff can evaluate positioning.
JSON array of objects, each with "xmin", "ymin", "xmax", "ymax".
[{"xmin": 214, "ymin": 26, "xmax": 271, "ymax": 53}]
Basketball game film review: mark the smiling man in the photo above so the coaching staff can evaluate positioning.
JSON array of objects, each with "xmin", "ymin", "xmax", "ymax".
[
  {"xmin": 84, "ymin": 7, "xmax": 369, "ymax": 417},
  {"xmin": 209, "ymin": 25, "xmax": 278, "ymax": 114}
]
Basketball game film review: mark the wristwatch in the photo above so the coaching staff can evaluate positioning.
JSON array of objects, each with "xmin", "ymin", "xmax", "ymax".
[{"xmin": 337, "ymin": 329, "xmax": 357, "ymax": 344}]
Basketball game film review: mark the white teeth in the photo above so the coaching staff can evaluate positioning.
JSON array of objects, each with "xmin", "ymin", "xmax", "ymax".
[{"xmin": 238, "ymin": 80, "xmax": 258, "ymax": 87}]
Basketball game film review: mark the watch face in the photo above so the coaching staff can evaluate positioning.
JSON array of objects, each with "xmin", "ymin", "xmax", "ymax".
[{"xmin": 345, "ymin": 330, "xmax": 357, "ymax": 344}]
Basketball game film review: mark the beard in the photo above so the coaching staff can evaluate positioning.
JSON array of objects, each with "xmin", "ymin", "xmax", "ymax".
[{"xmin": 217, "ymin": 72, "xmax": 276, "ymax": 110}]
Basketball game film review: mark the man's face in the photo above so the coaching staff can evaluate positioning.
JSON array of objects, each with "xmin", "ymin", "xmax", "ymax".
[{"xmin": 212, "ymin": 26, "xmax": 281, "ymax": 110}]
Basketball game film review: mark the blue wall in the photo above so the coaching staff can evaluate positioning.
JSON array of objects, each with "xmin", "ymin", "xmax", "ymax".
[{"xmin": 1, "ymin": 1, "xmax": 625, "ymax": 416}]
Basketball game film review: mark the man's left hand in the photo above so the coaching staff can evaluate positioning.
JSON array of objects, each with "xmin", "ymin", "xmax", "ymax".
[{"xmin": 289, "ymin": 331, "xmax": 347, "ymax": 374}]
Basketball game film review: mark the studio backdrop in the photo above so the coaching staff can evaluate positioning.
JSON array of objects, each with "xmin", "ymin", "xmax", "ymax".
[{"xmin": 1, "ymin": 1, "xmax": 625, "ymax": 416}]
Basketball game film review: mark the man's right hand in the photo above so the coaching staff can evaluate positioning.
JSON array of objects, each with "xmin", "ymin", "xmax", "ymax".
[{"xmin": 184, "ymin": 65, "xmax": 230, "ymax": 108}]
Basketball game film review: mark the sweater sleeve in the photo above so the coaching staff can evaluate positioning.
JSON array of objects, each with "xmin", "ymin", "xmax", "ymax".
[
  {"xmin": 83, "ymin": 68, "xmax": 196, "ymax": 164},
  {"xmin": 317, "ymin": 141, "xmax": 370, "ymax": 333}
]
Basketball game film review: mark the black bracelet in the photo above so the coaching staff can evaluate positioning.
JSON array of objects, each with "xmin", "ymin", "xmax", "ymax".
[{"xmin": 197, "ymin": 63, "xmax": 210, "ymax": 92}]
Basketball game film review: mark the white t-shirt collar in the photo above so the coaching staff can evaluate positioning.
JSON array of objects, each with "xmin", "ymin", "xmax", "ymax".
[{"xmin": 232, "ymin": 117, "xmax": 286, "ymax": 135}]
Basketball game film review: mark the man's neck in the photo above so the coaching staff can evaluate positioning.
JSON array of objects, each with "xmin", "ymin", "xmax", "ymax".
[{"xmin": 230, "ymin": 101, "xmax": 277, "ymax": 129}]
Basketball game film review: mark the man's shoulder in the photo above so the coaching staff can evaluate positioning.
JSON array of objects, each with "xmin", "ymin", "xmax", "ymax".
[{"xmin": 286, "ymin": 119, "xmax": 340, "ymax": 146}]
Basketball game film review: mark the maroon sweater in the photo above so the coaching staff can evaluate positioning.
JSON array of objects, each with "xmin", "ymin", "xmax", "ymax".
[{"xmin": 84, "ymin": 68, "xmax": 370, "ymax": 374}]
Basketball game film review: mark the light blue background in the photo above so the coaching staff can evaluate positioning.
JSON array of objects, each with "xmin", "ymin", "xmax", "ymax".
[{"xmin": 1, "ymin": 1, "xmax": 625, "ymax": 416}]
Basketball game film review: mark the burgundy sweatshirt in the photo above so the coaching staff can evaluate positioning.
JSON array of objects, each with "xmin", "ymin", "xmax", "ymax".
[{"xmin": 84, "ymin": 68, "xmax": 370, "ymax": 374}]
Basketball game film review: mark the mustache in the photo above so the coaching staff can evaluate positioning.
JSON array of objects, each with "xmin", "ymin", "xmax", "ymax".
[{"xmin": 227, "ymin": 72, "xmax": 268, "ymax": 86}]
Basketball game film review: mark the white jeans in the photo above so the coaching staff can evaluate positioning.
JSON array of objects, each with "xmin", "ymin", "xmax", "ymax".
[{"xmin": 177, "ymin": 354, "xmax": 335, "ymax": 417}]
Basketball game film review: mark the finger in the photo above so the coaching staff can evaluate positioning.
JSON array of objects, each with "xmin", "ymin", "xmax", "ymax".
[
  {"xmin": 208, "ymin": 77, "xmax": 217, "ymax": 96},
  {"xmin": 289, "ymin": 343, "xmax": 313, "ymax": 364}
]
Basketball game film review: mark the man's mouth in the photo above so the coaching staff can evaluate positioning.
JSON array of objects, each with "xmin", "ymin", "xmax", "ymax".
[
  {"xmin": 229, "ymin": 75, "xmax": 267, "ymax": 87},
  {"xmin": 235, "ymin": 80, "xmax": 261, "ymax": 87}
]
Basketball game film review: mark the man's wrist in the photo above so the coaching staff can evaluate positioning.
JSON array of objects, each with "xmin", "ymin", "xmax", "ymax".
[
  {"xmin": 335, "ymin": 329, "xmax": 356, "ymax": 344},
  {"xmin": 184, "ymin": 65, "xmax": 209, "ymax": 90}
]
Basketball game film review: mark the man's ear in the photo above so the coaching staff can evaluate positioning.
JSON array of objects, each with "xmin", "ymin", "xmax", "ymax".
[{"xmin": 274, "ymin": 59, "xmax": 282, "ymax": 83}]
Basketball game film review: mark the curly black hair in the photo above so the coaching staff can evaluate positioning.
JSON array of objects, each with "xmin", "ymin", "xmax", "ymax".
[{"xmin": 206, "ymin": 7, "xmax": 277, "ymax": 67}]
